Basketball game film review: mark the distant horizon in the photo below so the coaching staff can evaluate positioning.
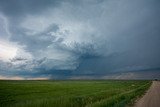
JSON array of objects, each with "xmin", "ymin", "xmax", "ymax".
[{"xmin": 0, "ymin": 78, "xmax": 156, "ymax": 81}]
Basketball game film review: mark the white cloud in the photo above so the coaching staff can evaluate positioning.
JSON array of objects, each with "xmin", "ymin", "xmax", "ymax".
[
  {"xmin": 0, "ymin": 39, "xmax": 33, "ymax": 62},
  {"xmin": 0, "ymin": 40, "xmax": 17, "ymax": 62}
]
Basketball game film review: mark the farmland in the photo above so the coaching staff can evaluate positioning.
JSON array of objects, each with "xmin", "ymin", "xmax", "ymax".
[{"xmin": 0, "ymin": 80, "xmax": 151, "ymax": 107}]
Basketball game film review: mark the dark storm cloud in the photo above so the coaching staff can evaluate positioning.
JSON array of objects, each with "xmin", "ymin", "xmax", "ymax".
[
  {"xmin": 0, "ymin": 0, "xmax": 61, "ymax": 17},
  {"xmin": 0, "ymin": 0, "xmax": 160, "ymax": 79}
]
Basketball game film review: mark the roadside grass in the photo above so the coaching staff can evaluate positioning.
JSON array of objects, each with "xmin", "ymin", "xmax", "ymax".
[{"xmin": 0, "ymin": 80, "xmax": 151, "ymax": 107}]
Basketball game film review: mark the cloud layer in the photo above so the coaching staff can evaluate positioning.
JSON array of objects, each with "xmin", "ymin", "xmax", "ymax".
[{"xmin": 0, "ymin": 0, "xmax": 160, "ymax": 79}]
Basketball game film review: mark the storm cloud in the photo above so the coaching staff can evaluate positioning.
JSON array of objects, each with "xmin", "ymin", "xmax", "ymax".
[{"xmin": 0, "ymin": 0, "xmax": 160, "ymax": 79}]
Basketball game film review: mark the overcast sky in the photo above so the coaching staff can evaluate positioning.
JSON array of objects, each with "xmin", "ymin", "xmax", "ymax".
[{"xmin": 0, "ymin": 0, "xmax": 160, "ymax": 80}]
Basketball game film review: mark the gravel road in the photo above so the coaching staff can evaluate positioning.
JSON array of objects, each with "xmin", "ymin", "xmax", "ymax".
[{"xmin": 134, "ymin": 81, "xmax": 160, "ymax": 107}]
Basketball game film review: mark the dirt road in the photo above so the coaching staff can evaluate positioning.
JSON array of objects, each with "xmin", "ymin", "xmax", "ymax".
[{"xmin": 134, "ymin": 81, "xmax": 160, "ymax": 107}]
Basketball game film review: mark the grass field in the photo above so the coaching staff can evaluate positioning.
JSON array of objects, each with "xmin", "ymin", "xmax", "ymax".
[{"xmin": 0, "ymin": 80, "xmax": 151, "ymax": 107}]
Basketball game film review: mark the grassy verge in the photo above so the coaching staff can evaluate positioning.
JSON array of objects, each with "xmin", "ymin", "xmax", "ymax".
[{"xmin": 87, "ymin": 82, "xmax": 151, "ymax": 107}]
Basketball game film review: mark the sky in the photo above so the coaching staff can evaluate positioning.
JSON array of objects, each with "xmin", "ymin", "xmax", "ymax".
[{"xmin": 0, "ymin": 0, "xmax": 160, "ymax": 80}]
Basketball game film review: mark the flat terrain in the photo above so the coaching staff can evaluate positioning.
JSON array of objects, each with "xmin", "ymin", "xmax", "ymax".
[
  {"xmin": 134, "ymin": 81, "xmax": 160, "ymax": 107},
  {"xmin": 0, "ymin": 80, "xmax": 151, "ymax": 107}
]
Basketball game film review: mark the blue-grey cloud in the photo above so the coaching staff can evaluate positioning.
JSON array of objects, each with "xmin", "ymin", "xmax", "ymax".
[{"xmin": 0, "ymin": 0, "xmax": 160, "ymax": 79}]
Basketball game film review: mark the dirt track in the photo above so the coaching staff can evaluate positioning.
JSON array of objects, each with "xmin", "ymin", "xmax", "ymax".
[{"xmin": 134, "ymin": 81, "xmax": 160, "ymax": 107}]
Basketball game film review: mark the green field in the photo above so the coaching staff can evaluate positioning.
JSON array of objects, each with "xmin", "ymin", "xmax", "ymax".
[{"xmin": 0, "ymin": 80, "xmax": 151, "ymax": 107}]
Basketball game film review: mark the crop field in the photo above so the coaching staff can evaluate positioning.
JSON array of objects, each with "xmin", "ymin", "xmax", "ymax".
[{"xmin": 0, "ymin": 80, "xmax": 151, "ymax": 107}]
